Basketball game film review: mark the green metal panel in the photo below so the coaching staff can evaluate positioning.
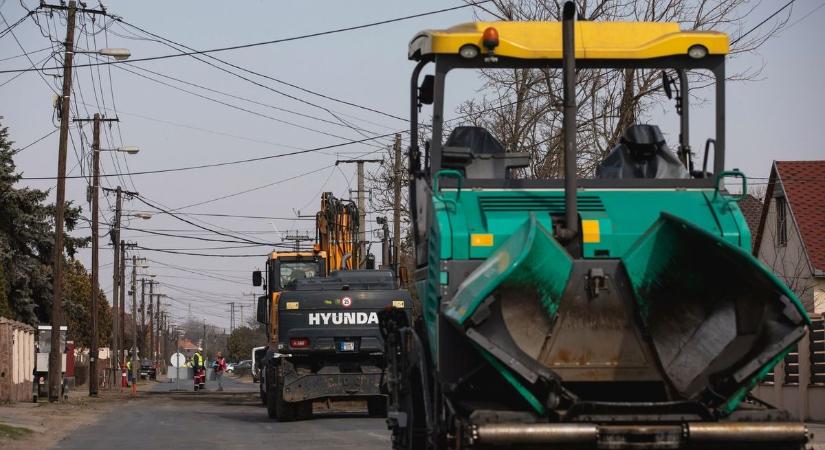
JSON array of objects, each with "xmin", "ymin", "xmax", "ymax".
[
  {"xmin": 434, "ymin": 188, "xmax": 738, "ymax": 260},
  {"xmin": 443, "ymin": 214, "xmax": 572, "ymax": 326},
  {"xmin": 425, "ymin": 184, "xmax": 808, "ymax": 416}
]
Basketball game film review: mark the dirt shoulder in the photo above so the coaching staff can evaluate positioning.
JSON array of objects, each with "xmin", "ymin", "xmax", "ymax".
[{"xmin": 0, "ymin": 383, "xmax": 152, "ymax": 450}]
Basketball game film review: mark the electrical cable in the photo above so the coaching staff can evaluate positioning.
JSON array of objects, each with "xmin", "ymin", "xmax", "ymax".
[
  {"xmin": 12, "ymin": 128, "xmax": 57, "ymax": 154},
  {"xmin": 731, "ymin": 0, "xmax": 795, "ymax": 46},
  {"xmin": 19, "ymin": 131, "xmax": 398, "ymax": 179},
  {"xmin": 120, "ymin": 226, "xmax": 272, "ymax": 245},
  {"xmin": 104, "ymin": 60, "xmax": 387, "ymax": 147},
  {"xmin": 134, "ymin": 195, "xmax": 275, "ymax": 246},
  {"xmin": 171, "ymin": 164, "xmax": 335, "ymax": 211},
  {"xmin": 115, "ymin": 18, "xmax": 406, "ymax": 123},
  {"xmin": 0, "ymin": 1, "xmax": 492, "ymax": 74}
]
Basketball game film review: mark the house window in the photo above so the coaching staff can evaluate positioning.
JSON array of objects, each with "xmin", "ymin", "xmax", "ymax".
[{"xmin": 776, "ymin": 197, "xmax": 788, "ymax": 246}]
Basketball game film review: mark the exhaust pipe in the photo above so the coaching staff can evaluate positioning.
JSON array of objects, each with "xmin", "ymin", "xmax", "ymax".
[{"xmin": 558, "ymin": 1, "xmax": 578, "ymax": 242}]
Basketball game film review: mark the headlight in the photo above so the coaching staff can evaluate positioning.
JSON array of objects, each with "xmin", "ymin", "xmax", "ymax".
[
  {"xmin": 459, "ymin": 44, "xmax": 480, "ymax": 59},
  {"xmin": 688, "ymin": 44, "xmax": 708, "ymax": 59}
]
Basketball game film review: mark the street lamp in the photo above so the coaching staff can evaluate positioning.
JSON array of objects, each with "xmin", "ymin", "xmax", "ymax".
[
  {"xmin": 74, "ymin": 48, "xmax": 131, "ymax": 61},
  {"xmin": 127, "ymin": 212, "xmax": 152, "ymax": 220},
  {"xmin": 97, "ymin": 48, "xmax": 131, "ymax": 60},
  {"xmin": 96, "ymin": 146, "xmax": 139, "ymax": 155}
]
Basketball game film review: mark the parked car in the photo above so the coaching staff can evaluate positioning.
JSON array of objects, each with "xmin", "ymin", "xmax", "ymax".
[
  {"xmin": 235, "ymin": 360, "xmax": 252, "ymax": 370},
  {"xmin": 226, "ymin": 362, "xmax": 236, "ymax": 373},
  {"xmin": 140, "ymin": 359, "xmax": 157, "ymax": 380}
]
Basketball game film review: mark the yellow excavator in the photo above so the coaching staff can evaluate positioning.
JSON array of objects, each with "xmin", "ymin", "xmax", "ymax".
[{"xmin": 253, "ymin": 192, "xmax": 411, "ymax": 420}]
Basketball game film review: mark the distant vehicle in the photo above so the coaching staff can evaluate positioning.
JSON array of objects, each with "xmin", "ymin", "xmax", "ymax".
[
  {"xmin": 235, "ymin": 360, "xmax": 252, "ymax": 370},
  {"xmin": 226, "ymin": 362, "xmax": 236, "ymax": 373},
  {"xmin": 139, "ymin": 359, "xmax": 156, "ymax": 380},
  {"xmin": 252, "ymin": 346, "xmax": 266, "ymax": 383}
]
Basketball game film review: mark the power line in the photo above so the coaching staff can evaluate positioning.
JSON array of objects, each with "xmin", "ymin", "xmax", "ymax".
[
  {"xmin": 0, "ymin": 1, "xmax": 492, "ymax": 75},
  {"xmin": 171, "ymin": 164, "xmax": 335, "ymax": 211},
  {"xmin": 19, "ymin": 131, "xmax": 398, "ymax": 180},
  {"xmin": 120, "ymin": 226, "xmax": 272, "ymax": 245},
  {"xmin": 105, "ymin": 60, "xmax": 387, "ymax": 147},
  {"xmin": 731, "ymin": 0, "xmax": 795, "ymax": 46},
  {"xmin": 787, "ymin": 1, "xmax": 825, "ymax": 28},
  {"xmin": 134, "ymin": 195, "xmax": 273, "ymax": 246},
  {"xmin": 115, "ymin": 18, "xmax": 406, "ymax": 123},
  {"xmin": 127, "ymin": 212, "xmax": 315, "ymax": 221},
  {"xmin": 12, "ymin": 128, "xmax": 58, "ymax": 154},
  {"xmin": 0, "ymin": 10, "xmax": 33, "ymax": 38},
  {"xmin": 113, "ymin": 59, "xmax": 385, "ymax": 135}
]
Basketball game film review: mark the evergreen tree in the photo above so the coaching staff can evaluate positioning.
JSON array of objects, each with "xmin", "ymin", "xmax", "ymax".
[
  {"xmin": 63, "ymin": 259, "xmax": 112, "ymax": 349},
  {"xmin": 0, "ymin": 118, "xmax": 89, "ymax": 324}
]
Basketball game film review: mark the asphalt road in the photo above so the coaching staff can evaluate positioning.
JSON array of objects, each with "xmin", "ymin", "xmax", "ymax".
[{"xmin": 54, "ymin": 376, "xmax": 391, "ymax": 450}]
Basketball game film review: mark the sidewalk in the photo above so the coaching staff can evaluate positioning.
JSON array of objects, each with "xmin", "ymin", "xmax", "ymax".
[{"xmin": 0, "ymin": 382, "xmax": 152, "ymax": 450}]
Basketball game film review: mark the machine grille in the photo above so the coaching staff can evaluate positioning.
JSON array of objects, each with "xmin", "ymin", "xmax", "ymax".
[{"xmin": 478, "ymin": 194, "xmax": 605, "ymax": 212}]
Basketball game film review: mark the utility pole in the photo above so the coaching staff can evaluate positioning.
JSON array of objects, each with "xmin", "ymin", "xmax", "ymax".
[
  {"xmin": 140, "ymin": 278, "xmax": 146, "ymax": 355},
  {"xmin": 377, "ymin": 217, "xmax": 390, "ymax": 268},
  {"xmin": 41, "ymin": 0, "xmax": 117, "ymax": 404},
  {"xmin": 283, "ymin": 232, "xmax": 313, "ymax": 252},
  {"xmin": 239, "ymin": 304, "xmax": 246, "ymax": 327},
  {"xmin": 130, "ymin": 254, "xmax": 143, "ymax": 385},
  {"xmin": 227, "ymin": 302, "xmax": 235, "ymax": 333},
  {"xmin": 393, "ymin": 133, "xmax": 402, "ymax": 275},
  {"xmin": 103, "ymin": 187, "xmax": 137, "ymax": 383},
  {"xmin": 46, "ymin": 0, "xmax": 77, "ymax": 403},
  {"xmin": 110, "ymin": 187, "xmax": 121, "ymax": 390},
  {"xmin": 242, "ymin": 291, "xmax": 257, "ymax": 324},
  {"xmin": 336, "ymin": 158, "xmax": 382, "ymax": 268},
  {"xmin": 149, "ymin": 284, "xmax": 156, "ymax": 364},
  {"xmin": 155, "ymin": 294, "xmax": 163, "ymax": 365},
  {"xmin": 120, "ymin": 241, "xmax": 127, "ymax": 366},
  {"xmin": 72, "ymin": 114, "xmax": 119, "ymax": 397}
]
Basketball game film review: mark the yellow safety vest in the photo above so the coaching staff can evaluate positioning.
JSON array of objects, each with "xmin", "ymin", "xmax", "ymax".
[{"xmin": 193, "ymin": 353, "xmax": 203, "ymax": 368}]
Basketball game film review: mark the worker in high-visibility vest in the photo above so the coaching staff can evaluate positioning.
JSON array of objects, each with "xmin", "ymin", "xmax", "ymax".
[
  {"xmin": 126, "ymin": 358, "xmax": 133, "ymax": 386},
  {"xmin": 192, "ymin": 349, "xmax": 206, "ymax": 391}
]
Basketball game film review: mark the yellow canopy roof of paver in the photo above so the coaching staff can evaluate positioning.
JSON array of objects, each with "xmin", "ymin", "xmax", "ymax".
[{"xmin": 409, "ymin": 21, "xmax": 728, "ymax": 60}]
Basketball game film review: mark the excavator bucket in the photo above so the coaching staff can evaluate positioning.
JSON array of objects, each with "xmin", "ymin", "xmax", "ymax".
[{"xmin": 622, "ymin": 212, "xmax": 810, "ymax": 412}]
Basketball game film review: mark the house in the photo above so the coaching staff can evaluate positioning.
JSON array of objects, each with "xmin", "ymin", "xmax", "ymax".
[
  {"xmin": 736, "ymin": 193, "xmax": 763, "ymax": 252},
  {"xmin": 754, "ymin": 160, "xmax": 825, "ymax": 313},
  {"xmin": 751, "ymin": 160, "xmax": 825, "ymax": 421}
]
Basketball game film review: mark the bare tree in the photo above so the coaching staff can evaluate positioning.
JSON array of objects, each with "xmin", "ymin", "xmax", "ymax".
[
  {"xmin": 367, "ymin": 0, "xmax": 791, "ymax": 259},
  {"xmin": 460, "ymin": 0, "xmax": 791, "ymax": 177}
]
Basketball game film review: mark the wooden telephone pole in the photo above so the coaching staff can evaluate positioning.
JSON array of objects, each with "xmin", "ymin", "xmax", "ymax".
[
  {"xmin": 73, "ymin": 113, "xmax": 118, "ymax": 396},
  {"xmin": 336, "ymin": 158, "xmax": 382, "ymax": 268},
  {"xmin": 41, "ymin": 0, "xmax": 113, "ymax": 404},
  {"xmin": 393, "ymin": 134, "xmax": 402, "ymax": 275},
  {"xmin": 45, "ymin": 0, "xmax": 77, "ymax": 404}
]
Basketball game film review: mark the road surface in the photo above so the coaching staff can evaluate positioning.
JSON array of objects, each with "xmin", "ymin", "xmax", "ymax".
[{"xmin": 54, "ymin": 376, "xmax": 391, "ymax": 450}]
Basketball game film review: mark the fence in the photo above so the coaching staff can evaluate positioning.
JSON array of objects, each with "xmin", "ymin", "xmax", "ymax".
[
  {"xmin": 754, "ymin": 313, "xmax": 825, "ymax": 420},
  {"xmin": 0, "ymin": 317, "xmax": 35, "ymax": 403}
]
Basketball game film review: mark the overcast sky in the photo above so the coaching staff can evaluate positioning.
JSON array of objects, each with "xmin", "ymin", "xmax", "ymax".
[{"xmin": 1, "ymin": 0, "xmax": 823, "ymax": 331}]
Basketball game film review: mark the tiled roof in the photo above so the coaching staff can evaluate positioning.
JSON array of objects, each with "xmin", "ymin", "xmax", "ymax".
[
  {"xmin": 737, "ymin": 194, "xmax": 763, "ymax": 248},
  {"xmin": 776, "ymin": 161, "xmax": 825, "ymax": 272}
]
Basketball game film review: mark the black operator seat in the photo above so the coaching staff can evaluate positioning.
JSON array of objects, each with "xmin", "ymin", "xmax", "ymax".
[
  {"xmin": 441, "ymin": 126, "xmax": 530, "ymax": 179},
  {"xmin": 596, "ymin": 124, "xmax": 689, "ymax": 179}
]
